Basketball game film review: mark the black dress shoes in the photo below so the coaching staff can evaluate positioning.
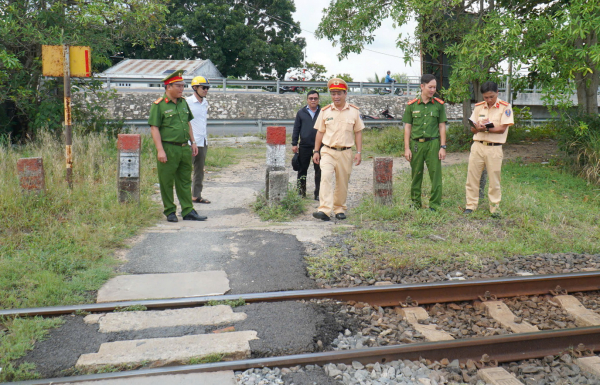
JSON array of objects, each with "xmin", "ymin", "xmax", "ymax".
[
  {"xmin": 463, "ymin": 209, "xmax": 473, "ymax": 214},
  {"xmin": 166, "ymin": 212, "xmax": 178, "ymax": 222},
  {"xmin": 335, "ymin": 213, "xmax": 346, "ymax": 220},
  {"xmin": 312, "ymin": 211, "xmax": 330, "ymax": 221},
  {"xmin": 183, "ymin": 209, "xmax": 207, "ymax": 221}
]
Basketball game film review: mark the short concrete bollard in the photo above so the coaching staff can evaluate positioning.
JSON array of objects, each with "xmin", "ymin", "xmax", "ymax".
[
  {"xmin": 373, "ymin": 157, "xmax": 393, "ymax": 205},
  {"xmin": 265, "ymin": 126, "xmax": 286, "ymax": 202},
  {"xmin": 117, "ymin": 134, "xmax": 141, "ymax": 203},
  {"xmin": 268, "ymin": 171, "xmax": 289, "ymax": 205},
  {"xmin": 17, "ymin": 157, "xmax": 46, "ymax": 193}
]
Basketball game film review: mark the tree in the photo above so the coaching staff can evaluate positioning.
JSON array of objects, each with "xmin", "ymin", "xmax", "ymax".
[
  {"xmin": 0, "ymin": 0, "xmax": 169, "ymax": 139},
  {"xmin": 121, "ymin": 0, "xmax": 306, "ymax": 80},
  {"xmin": 335, "ymin": 73, "xmax": 354, "ymax": 82},
  {"xmin": 305, "ymin": 62, "xmax": 328, "ymax": 81}
]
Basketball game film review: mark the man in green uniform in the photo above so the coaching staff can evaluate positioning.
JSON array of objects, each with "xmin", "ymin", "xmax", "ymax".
[
  {"xmin": 148, "ymin": 70, "xmax": 207, "ymax": 222},
  {"xmin": 402, "ymin": 74, "xmax": 448, "ymax": 211}
]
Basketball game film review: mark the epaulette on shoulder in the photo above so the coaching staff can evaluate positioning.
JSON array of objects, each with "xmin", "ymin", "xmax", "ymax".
[
  {"xmin": 153, "ymin": 97, "xmax": 163, "ymax": 105},
  {"xmin": 475, "ymin": 101, "xmax": 486, "ymax": 106},
  {"xmin": 407, "ymin": 98, "xmax": 419, "ymax": 105},
  {"xmin": 433, "ymin": 97, "xmax": 445, "ymax": 105},
  {"xmin": 499, "ymin": 100, "xmax": 509, "ymax": 106},
  {"xmin": 322, "ymin": 104, "xmax": 332, "ymax": 110},
  {"xmin": 349, "ymin": 103, "xmax": 359, "ymax": 109}
]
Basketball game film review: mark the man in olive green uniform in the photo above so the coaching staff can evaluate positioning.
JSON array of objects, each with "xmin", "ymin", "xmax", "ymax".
[
  {"xmin": 148, "ymin": 70, "xmax": 207, "ymax": 222},
  {"xmin": 402, "ymin": 74, "xmax": 448, "ymax": 211}
]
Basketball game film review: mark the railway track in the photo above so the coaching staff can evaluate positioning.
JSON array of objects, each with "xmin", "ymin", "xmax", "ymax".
[{"xmin": 5, "ymin": 271, "xmax": 600, "ymax": 385}]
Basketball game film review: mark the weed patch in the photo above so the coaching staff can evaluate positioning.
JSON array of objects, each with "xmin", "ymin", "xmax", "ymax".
[
  {"xmin": 252, "ymin": 184, "xmax": 307, "ymax": 221},
  {"xmin": 307, "ymin": 161, "xmax": 600, "ymax": 281}
]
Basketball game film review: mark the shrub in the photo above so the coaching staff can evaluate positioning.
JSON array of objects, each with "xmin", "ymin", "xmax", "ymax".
[{"xmin": 556, "ymin": 112, "xmax": 600, "ymax": 185}]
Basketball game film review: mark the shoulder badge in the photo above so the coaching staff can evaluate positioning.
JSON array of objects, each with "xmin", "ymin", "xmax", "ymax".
[
  {"xmin": 433, "ymin": 97, "xmax": 445, "ymax": 105},
  {"xmin": 322, "ymin": 105, "xmax": 332, "ymax": 111},
  {"xmin": 349, "ymin": 103, "xmax": 359, "ymax": 110},
  {"xmin": 153, "ymin": 97, "xmax": 163, "ymax": 105},
  {"xmin": 407, "ymin": 98, "xmax": 419, "ymax": 105},
  {"xmin": 475, "ymin": 101, "xmax": 486, "ymax": 106},
  {"xmin": 499, "ymin": 100, "xmax": 509, "ymax": 106}
]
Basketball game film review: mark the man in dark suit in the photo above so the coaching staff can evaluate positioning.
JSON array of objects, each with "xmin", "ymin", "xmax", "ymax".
[{"xmin": 292, "ymin": 90, "xmax": 321, "ymax": 200}]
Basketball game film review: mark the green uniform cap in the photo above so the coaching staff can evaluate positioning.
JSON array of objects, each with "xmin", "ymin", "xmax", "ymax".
[{"xmin": 162, "ymin": 69, "xmax": 185, "ymax": 85}]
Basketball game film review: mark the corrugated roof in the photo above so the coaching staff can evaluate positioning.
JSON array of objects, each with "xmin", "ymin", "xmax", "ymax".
[{"xmin": 101, "ymin": 59, "xmax": 221, "ymax": 77}]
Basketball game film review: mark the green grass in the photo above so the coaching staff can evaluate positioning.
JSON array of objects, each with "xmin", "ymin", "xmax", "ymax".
[
  {"xmin": 252, "ymin": 184, "xmax": 308, "ymax": 221},
  {"xmin": 187, "ymin": 353, "xmax": 225, "ymax": 365},
  {"xmin": 362, "ymin": 123, "xmax": 558, "ymax": 157},
  {"xmin": 206, "ymin": 298, "xmax": 246, "ymax": 307},
  {"xmin": 306, "ymin": 160, "xmax": 600, "ymax": 281},
  {"xmin": 0, "ymin": 132, "xmax": 253, "ymax": 382}
]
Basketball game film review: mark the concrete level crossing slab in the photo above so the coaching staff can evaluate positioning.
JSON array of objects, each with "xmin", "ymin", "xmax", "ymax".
[
  {"xmin": 576, "ymin": 356, "xmax": 600, "ymax": 376},
  {"xmin": 397, "ymin": 307, "xmax": 455, "ymax": 341},
  {"xmin": 554, "ymin": 295, "xmax": 600, "ymax": 327},
  {"xmin": 478, "ymin": 367, "xmax": 523, "ymax": 384},
  {"xmin": 84, "ymin": 305, "xmax": 246, "ymax": 333},
  {"xmin": 96, "ymin": 271, "xmax": 229, "ymax": 303},
  {"xmin": 76, "ymin": 330, "xmax": 258, "ymax": 369},
  {"xmin": 483, "ymin": 301, "xmax": 539, "ymax": 333},
  {"xmin": 63, "ymin": 371, "xmax": 237, "ymax": 385}
]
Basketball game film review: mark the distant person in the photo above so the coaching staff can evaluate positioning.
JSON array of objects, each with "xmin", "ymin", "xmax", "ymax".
[
  {"xmin": 148, "ymin": 70, "xmax": 207, "ymax": 222},
  {"xmin": 187, "ymin": 76, "xmax": 212, "ymax": 204},
  {"xmin": 292, "ymin": 90, "xmax": 322, "ymax": 200},
  {"xmin": 312, "ymin": 78, "xmax": 364, "ymax": 221},
  {"xmin": 284, "ymin": 70, "xmax": 296, "ymax": 81},
  {"xmin": 463, "ymin": 81, "xmax": 514, "ymax": 218},
  {"xmin": 385, "ymin": 71, "xmax": 396, "ymax": 83},
  {"xmin": 402, "ymin": 74, "xmax": 447, "ymax": 211}
]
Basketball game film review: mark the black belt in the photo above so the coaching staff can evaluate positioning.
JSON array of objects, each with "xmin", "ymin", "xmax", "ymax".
[
  {"xmin": 162, "ymin": 141, "xmax": 189, "ymax": 147},
  {"xmin": 413, "ymin": 137, "xmax": 439, "ymax": 143},
  {"xmin": 478, "ymin": 141, "xmax": 502, "ymax": 146},
  {"xmin": 322, "ymin": 144, "xmax": 351, "ymax": 151}
]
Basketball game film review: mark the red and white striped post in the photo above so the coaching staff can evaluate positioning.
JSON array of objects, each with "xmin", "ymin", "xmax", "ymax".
[
  {"xmin": 265, "ymin": 126, "xmax": 288, "ymax": 203},
  {"xmin": 117, "ymin": 134, "xmax": 141, "ymax": 203},
  {"xmin": 373, "ymin": 157, "xmax": 393, "ymax": 205},
  {"xmin": 17, "ymin": 157, "xmax": 46, "ymax": 193}
]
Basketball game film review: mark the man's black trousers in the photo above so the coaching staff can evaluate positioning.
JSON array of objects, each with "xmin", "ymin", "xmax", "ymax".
[{"xmin": 297, "ymin": 146, "xmax": 321, "ymax": 198}]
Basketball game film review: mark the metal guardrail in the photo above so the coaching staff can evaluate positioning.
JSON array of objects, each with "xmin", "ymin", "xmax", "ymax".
[
  {"xmin": 96, "ymin": 76, "xmax": 422, "ymax": 96},
  {"xmin": 120, "ymin": 118, "xmax": 555, "ymax": 134}
]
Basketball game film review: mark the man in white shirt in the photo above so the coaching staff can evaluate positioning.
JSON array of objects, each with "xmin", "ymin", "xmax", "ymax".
[{"xmin": 186, "ymin": 76, "xmax": 211, "ymax": 204}]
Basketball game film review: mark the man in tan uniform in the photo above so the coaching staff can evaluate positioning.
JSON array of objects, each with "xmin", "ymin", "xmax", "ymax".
[
  {"xmin": 312, "ymin": 78, "xmax": 364, "ymax": 221},
  {"xmin": 464, "ymin": 81, "xmax": 514, "ymax": 217}
]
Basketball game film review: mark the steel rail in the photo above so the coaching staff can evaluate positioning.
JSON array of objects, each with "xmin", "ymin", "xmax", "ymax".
[
  {"xmin": 8, "ymin": 325, "xmax": 600, "ymax": 385},
  {"xmin": 2, "ymin": 271, "xmax": 600, "ymax": 318}
]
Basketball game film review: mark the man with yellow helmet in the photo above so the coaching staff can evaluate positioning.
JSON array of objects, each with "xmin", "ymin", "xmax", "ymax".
[{"xmin": 186, "ymin": 76, "xmax": 212, "ymax": 204}]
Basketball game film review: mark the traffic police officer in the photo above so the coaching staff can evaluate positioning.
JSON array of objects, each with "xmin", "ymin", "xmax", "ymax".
[
  {"xmin": 312, "ymin": 78, "xmax": 364, "ymax": 221},
  {"xmin": 402, "ymin": 74, "xmax": 448, "ymax": 211},
  {"xmin": 464, "ymin": 81, "xmax": 514, "ymax": 217},
  {"xmin": 148, "ymin": 70, "xmax": 207, "ymax": 222}
]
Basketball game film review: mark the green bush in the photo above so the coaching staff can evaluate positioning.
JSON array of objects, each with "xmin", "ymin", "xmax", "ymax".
[{"xmin": 556, "ymin": 112, "xmax": 600, "ymax": 184}]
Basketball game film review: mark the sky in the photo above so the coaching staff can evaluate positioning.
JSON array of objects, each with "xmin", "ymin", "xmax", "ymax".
[{"xmin": 292, "ymin": 1, "xmax": 421, "ymax": 82}]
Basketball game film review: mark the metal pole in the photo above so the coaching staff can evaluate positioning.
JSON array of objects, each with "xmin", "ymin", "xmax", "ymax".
[
  {"xmin": 506, "ymin": 60, "xmax": 513, "ymax": 105},
  {"xmin": 63, "ymin": 44, "xmax": 73, "ymax": 188}
]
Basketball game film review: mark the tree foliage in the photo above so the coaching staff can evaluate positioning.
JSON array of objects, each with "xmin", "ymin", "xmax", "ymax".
[
  {"xmin": 316, "ymin": 0, "xmax": 600, "ymax": 114},
  {"xmin": 0, "ymin": 0, "xmax": 169, "ymax": 139},
  {"xmin": 121, "ymin": 0, "xmax": 306, "ymax": 79}
]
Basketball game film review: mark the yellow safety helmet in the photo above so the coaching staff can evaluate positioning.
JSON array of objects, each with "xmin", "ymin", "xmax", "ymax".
[{"xmin": 191, "ymin": 76, "xmax": 210, "ymax": 87}]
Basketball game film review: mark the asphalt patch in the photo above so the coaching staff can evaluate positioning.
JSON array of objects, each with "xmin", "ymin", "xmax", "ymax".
[
  {"xmin": 233, "ymin": 301, "xmax": 356, "ymax": 357},
  {"xmin": 226, "ymin": 230, "xmax": 317, "ymax": 294},
  {"xmin": 119, "ymin": 229, "xmax": 317, "ymax": 294}
]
